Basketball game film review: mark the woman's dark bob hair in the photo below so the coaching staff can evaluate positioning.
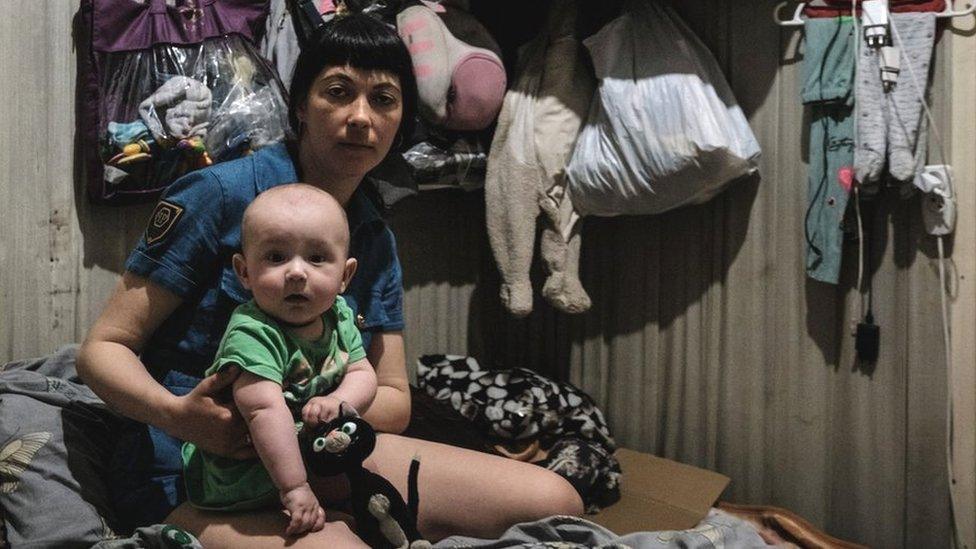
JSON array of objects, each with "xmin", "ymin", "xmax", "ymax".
[{"xmin": 288, "ymin": 12, "xmax": 418, "ymax": 148}]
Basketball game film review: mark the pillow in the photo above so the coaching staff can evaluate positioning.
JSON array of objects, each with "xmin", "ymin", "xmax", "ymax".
[{"xmin": 415, "ymin": 354, "xmax": 616, "ymax": 452}]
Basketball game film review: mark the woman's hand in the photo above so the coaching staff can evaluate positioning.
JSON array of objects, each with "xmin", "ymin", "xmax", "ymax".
[
  {"xmin": 163, "ymin": 366, "xmax": 255, "ymax": 459},
  {"xmin": 280, "ymin": 482, "xmax": 326, "ymax": 536}
]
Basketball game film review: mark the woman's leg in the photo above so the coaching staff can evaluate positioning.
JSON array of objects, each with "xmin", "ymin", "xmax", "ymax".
[
  {"xmin": 166, "ymin": 503, "xmax": 368, "ymax": 549},
  {"xmin": 368, "ymin": 433, "xmax": 584, "ymax": 541}
]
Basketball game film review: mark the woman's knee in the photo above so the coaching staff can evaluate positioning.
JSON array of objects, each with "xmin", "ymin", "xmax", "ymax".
[{"xmin": 527, "ymin": 469, "xmax": 584, "ymax": 518}]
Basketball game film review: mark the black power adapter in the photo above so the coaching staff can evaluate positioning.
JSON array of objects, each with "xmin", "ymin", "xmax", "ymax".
[{"xmin": 855, "ymin": 311, "xmax": 880, "ymax": 364}]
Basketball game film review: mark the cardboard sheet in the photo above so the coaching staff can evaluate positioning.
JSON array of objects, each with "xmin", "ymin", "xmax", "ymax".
[{"xmin": 590, "ymin": 448, "xmax": 730, "ymax": 534}]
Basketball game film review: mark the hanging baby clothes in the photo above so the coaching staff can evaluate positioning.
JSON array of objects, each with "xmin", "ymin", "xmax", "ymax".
[
  {"xmin": 854, "ymin": 13, "xmax": 936, "ymax": 188},
  {"xmin": 888, "ymin": 13, "xmax": 937, "ymax": 184},
  {"xmin": 485, "ymin": 0, "xmax": 593, "ymax": 317},
  {"xmin": 801, "ymin": 17, "xmax": 856, "ymax": 284},
  {"xmin": 260, "ymin": 0, "xmax": 306, "ymax": 91}
]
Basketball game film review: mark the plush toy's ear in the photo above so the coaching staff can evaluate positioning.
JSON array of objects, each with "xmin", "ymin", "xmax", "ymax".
[
  {"xmin": 339, "ymin": 401, "xmax": 360, "ymax": 418},
  {"xmin": 287, "ymin": 0, "xmax": 328, "ymax": 51}
]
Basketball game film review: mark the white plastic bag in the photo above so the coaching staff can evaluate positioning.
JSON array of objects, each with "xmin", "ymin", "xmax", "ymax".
[{"xmin": 566, "ymin": 1, "xmax": 761, "ymax": 216}]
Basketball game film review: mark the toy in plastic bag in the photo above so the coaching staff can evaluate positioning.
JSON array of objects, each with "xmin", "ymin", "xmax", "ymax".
[
  {"xmin": 402, "ymin": 121, "xmax": 489, "ymax": 191},
  {"xmin": 566, "ymin": 1, "xmax": 761, "ymax": 216},
  {"xmin": 76, "ymin": 0, "xmax": 287, "ymax": 204}
]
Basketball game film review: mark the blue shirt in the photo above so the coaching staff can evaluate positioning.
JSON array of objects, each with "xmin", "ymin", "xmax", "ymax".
[{"xmin": 125, "ymin": 143, "xmax": 404, "ymax": 380}]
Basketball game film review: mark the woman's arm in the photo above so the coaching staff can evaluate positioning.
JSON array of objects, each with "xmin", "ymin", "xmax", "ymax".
[
  {"xmin": 77, "ymin": 272, "xmax": 253, "ymax": 459},
  {"xmin": 361, "ymin": 331, "xmax": 410, "ymax": 434}
]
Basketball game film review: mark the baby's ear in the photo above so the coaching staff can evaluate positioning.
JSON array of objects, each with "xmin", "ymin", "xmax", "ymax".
[
  {"xmin": 232, "ymin": 253, "xmax": 251, "ymax": 289},
  {"xmin": 340, "ymin": 257, "xmax": 358, "ymax": 293}
]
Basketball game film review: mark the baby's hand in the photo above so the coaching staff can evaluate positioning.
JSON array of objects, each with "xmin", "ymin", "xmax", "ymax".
[
  {"xmin": 280, "ymin": 482, "xmax": 325, "ymax": 536},
  {"xmin": 302, "ymin": 395, "xmax": 343, "ymax": 428}
]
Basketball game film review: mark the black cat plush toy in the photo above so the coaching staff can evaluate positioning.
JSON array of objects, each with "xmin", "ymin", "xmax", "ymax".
[{"xmin": 300, "ymin": 405, "xmax": 430, "ymax": 549}]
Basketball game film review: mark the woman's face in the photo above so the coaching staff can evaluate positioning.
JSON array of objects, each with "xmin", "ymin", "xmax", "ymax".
[{"xmin": 298, "ymin": 64, "xmax": 404, "ymax": 179}]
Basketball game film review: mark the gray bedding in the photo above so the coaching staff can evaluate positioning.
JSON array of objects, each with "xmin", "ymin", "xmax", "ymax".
[
  {"xmin": 432, "ymin": 512, "xmax": 769, "ymax": 549},
  {"xmin": 0, "ymin": 346, "xmax": 121, "ymax": 547}
]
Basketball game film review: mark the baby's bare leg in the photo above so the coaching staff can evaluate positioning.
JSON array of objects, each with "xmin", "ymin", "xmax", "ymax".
[{"xmin": 367, "ymin": 433, "xmax": 583, "ymax": 541}]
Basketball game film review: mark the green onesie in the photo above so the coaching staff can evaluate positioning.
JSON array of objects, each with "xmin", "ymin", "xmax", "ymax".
[{"xmin": 182, "ymin": 296, "xmax": 366, "ymax": 511}]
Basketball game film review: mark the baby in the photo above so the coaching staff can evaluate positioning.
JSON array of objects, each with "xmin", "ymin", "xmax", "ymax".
[{"xmin": 182, "ymin": 183, "xmax": 377, "ymax": 536}]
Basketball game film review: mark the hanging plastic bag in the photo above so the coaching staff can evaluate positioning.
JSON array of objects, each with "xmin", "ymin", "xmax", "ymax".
[
  {"xmin": 565, "ymin": 1, "xmax": 761, "ymax": 216},
  {"xmin": 76, "ymin": 0, "xmax": 287, "ymax": 205}
]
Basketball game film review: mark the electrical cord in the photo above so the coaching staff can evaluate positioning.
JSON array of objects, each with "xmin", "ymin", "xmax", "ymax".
[
  {"xmin": 851, "ymin": 0, "xmax": 867, "ymax": 323},
  {"xmin": 888, "ymin": 11, "xmax": 964, "ymax": 549}
]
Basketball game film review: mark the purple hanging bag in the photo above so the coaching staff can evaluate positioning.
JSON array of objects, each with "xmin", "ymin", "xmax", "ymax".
[{"xmin": 75, "ymin": 0, "xmax": 288, "ymax": 204}]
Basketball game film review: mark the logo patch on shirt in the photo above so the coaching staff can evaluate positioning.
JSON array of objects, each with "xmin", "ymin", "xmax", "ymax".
[{"xmin": 146, "ymin": 200, "xmax": 184, "ymax": 245}]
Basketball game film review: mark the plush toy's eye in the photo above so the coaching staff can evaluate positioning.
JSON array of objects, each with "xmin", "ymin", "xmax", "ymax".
[
  {"xmin": 161, "ymin": 525, "xmax": 194, "ymax": 546},
  {"xmin": 313, "ymin": 437, "xmax": 327, "ymax": 452},
  {"xmin": 341, "ymin": 422, "xmax": 358, "ymax": 435}
]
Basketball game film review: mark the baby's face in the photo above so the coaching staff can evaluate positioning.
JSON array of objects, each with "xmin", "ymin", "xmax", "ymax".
[{"xmin": 241, "ymin": 200, "xmax": 350, "ymax": 327}]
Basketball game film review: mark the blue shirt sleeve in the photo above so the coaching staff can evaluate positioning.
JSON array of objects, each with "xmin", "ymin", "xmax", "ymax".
[
  {"xmin": 378, "ymin": 229, "xmax": 404, "ymax": 332},
  {"xmin": 125, "ymin": 169, "xmax": 225, "ymax": 298},
  {"xmin": 342, "ymin": 221, "xmax": 405, "ymax": 354}
]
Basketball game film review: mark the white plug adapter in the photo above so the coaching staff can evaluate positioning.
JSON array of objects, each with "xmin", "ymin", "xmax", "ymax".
[
  {"xmin": 880, "ymin": 46, "xmax": 900, "ymax": 92},
  {"xmin": 862, "ymin": 0, "xmax": 891, "ymax": 48},
  {"xmin": 917, "ymin": 165, "xmax": 956, "ymax": 236}
]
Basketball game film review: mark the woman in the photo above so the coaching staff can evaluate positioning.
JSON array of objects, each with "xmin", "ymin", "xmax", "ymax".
[{"xmin": 77, "ymin": 12, "xmax": 582, "ymax": 548}]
